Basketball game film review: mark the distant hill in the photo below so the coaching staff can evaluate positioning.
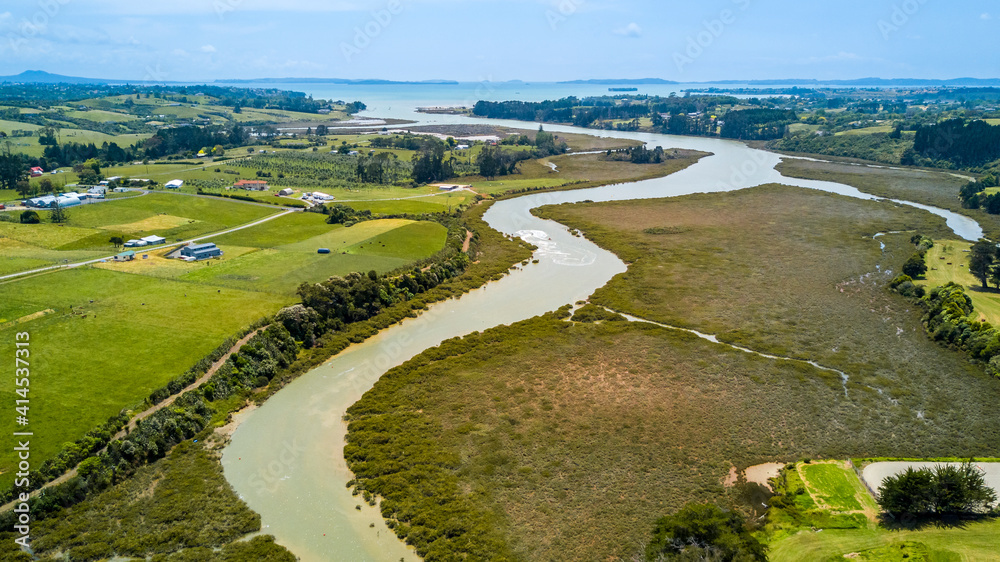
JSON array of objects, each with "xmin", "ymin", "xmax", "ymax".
[
  {"xmin": 0, "ymin": 70, "xmax": 118, "ymax": 84},
  {"xmin": 214, "ymin": 78, "xmax": 460, "ymax": 85},
  {"xmin": 3, "ymin": 70, "xmax": 1000, "ymax": 88}
]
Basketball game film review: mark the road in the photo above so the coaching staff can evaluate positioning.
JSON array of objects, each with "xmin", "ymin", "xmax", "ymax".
[{"xmin": 0, "ymin": 208, "xmax": 298, "ymax": 282}]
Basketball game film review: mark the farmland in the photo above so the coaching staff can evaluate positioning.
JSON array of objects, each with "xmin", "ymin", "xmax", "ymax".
[
  {"xmin": 345, "ymin": 185, "xmax": 1000, "ymax": 560},
  {"xmin": 0, "ymin": 192, "xmax": 278, "ymax": 275},
  {"xmin": 0, "ymin": 204, "xmax": 449, "ymax": 489}
]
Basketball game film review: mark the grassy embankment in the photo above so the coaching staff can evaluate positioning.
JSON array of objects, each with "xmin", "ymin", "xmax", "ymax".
[{"xmin": 344, "ymin": 185, "xmax": 1000, "ymax": 560}]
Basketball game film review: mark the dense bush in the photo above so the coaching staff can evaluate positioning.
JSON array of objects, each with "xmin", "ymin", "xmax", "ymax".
[{"xmin": 644, "ymin": 503, "xmax": 767, "ymax": 561}]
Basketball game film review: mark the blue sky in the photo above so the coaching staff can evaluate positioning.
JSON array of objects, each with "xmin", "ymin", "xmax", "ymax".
[{"xmin": 0, "ymin": 0, "xmax": 996, "ymax": 82}]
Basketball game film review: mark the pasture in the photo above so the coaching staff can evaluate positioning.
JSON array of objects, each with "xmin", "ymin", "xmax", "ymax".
[
  {"xmin": 920, "ymin": 239, "xmax": 1000, "ymax": 326},
  {"xmin": 0, "ymin": 267, "xmax": 287, "ymax": 489}
]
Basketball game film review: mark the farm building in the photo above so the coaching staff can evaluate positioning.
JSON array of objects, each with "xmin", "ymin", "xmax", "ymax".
[
  {"xmin": 26, "ymin": 194, "xmax": 83, "ymax": 208},
  {"xmin": 165, "ymin": 179, "xmax": 184, "ymax": 189},
  {"xmin": 113, "ymin": 251, "xmax": 136, "ymax": 262},
  {"xmin": 234, "ymin": 180, "xmax": 269, "ymax": 191},
  {"xmin": 278, "ymin": 188, "xmax": 294, "ymax": 196},
  {"xmin": 30, "ymin": 167, "xmax": 44, "ymax": 177},
  {"xmin": 179, "ymin": 243, "xmax": 223, "ymax": 261},
  {"xmin": 141, "ymin": 235, "xmax": 166, "ymax": 246},
  {"xmin": 124, "ymin": 239, "xmax": 146, "ymax": 248}
]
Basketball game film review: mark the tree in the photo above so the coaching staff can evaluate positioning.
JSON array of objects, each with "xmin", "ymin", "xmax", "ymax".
[
  {"xmin": 878, "ymin": 461, "xmax": 997, "ymax": 517},
  {"xmin": 20, "ymin": 210, "xmax": 40, "ymax": 224},
  {"xmin": 316, "ymin": 124, "xmax": 329, "ymax": 136},
  {"xmin": 902, "ymin": 253, "xmax": 928, "ymax": 278},
  {"xmin": 109, "ymin": 236, "xmax": 124, "ymax": 249},
  {"xmin": 968, "ymin": 239, "xmax": 999, "ymax": 289},
  {"xmin": 37, "ymin": 126, "xmax": 57, "ymax": 145},
  {"xmin": 15, "ymin": 180, "xmax": 32, "ymax": 198},
  {"xmin": 212, "ymin": 144, "xmax": 225, "ymax": 157},
  {"xmin": 50, "ymin": 201, "xmax": 69, "ymax": 224},
  {"xmin": 645, "ymin": 503, "xmax": 766, "ymax": 561},
  {"xmin": 38, "ymin": 177, "xmax": 53, "ymax": 195},
  {"xmin": 0, "ymin": 148, "xmax": 27, "ymax": 192}
]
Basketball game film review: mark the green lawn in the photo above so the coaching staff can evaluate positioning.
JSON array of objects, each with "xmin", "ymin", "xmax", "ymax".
[
  {"xmin": 770, "ymin": 520, "xmax": 1000, "ymax": 561},
  {"xmin": 799, "ymin": 462, "xmax": 871, "ymax": 513},
  {"xmin": 919, "ymin": 240, "xmax": 1000, "ymax": 326},
  {"xmin": 0, "ymin": 267, "xmax": 288, "ymax": 488}
]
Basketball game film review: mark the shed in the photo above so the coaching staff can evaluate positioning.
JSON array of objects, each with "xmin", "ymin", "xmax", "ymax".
[
  {"xmin": 141, "ymin": 235, "xmax": 166, "ymax": 246},
  {"xmin": 124, "ymin": 239, "xmax": 147, "ymax": 248},
  {"xmin": 114, "ymin": 251, "xmax": 136, "ymax": 262},
  {"xmin": 179, "ymin": 242, "xmax": 222, "ymax": 261},
  {"xmin": 165, "ymin": 179, "xmax": 184, "ymax": 189}
]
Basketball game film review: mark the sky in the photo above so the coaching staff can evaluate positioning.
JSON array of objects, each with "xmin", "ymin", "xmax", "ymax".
[{"xmin": 0, "ymin": 0, "xmax": 996, "ymax": 83}]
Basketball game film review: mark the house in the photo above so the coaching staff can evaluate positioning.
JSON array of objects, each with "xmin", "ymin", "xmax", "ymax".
[
  {"xmin": 30, "ymin": 167, "xmax": 44, "ymax": 177},
  {"xmin": 310, "ymin": 191, "xmax": 335, "ymax": 201},
  {"xmin": 318, "ymin": 108, "xmax": 332, "ymax": 114},
  {"xmin": 141, "ymin": 235, "xmax": 166, "ymax": 246},
  {"xmin": 179, "ymin": 242, "xmax": 222, "ymax": 261},
  {"xmin": 234, "ymin": 180, "xmax": 269, "ymax": 191},
  {"xmin": 113, "ymin": 251, "xmax": 136, "ymax": 262},
  {"xmin": 278, "ymin": 188, "xmax": 294, "ymax": 196},
  {"xmin": 88, "ymin": 186, "xmax": 107, "ymax": 195},
  {"xmin": 124, "ymin": 239, "xmax": 147, "ymax": 248},
  {"xmin": 165, "ymin": 179, "xmax": 184, "ymax": 189},
  {"xmin": 435, "ymin": 184, "xmax": 471, "ymax": 191},
  {"xmin": 455, "ymin": 144, "xmax": 470, "ymax": 150}
]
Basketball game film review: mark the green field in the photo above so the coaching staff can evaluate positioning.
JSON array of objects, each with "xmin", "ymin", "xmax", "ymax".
[
  {"xmin": 0, "ymin": 267, "xmax": 288, "ymax": 488},
  {"xmin": 346, "ymin": 186, "xmax": 1000, "ymax": 560},
  {"xmin": 767, "ymin": 461, "xmax": 1000, "ymax": 561},
  {"xmin": 0, "ymin": 193, "xmax": 279, "ymax": 276},
  {"xmin": 919, "ymin": 240, "xmax": 1000, "ymax": 326},
  {"xmin": 799, "ymin": 462, "xmax": 872, "ymax": 513}
]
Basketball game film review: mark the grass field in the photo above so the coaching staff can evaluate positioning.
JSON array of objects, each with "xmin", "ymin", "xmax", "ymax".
[
  {"xmin": 0, "ymin": 267, "xmax": 288, "ymax": 488},
  {"xmin": 919, "ymin": 240, "xmax": 1000, "ymax": 326},
  {"xmin": 0, "ymin": 193, "xmax": 280, "ymax": 276},
  {"xmin": 775, "ymin": 157, "xmax": 1000, "ymax": 240},
  {"xmin": 346, "ymin": 186, "xmax": 1000, "ymax": 560},
  {"xmin": 767, "ymin": 461, "xmax": 1000, "ymax": 561}
]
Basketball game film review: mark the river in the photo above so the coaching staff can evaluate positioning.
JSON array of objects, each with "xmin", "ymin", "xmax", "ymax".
[{"xmin": 221, "ymin": 111, "xmax": 981, "ymax": 561}]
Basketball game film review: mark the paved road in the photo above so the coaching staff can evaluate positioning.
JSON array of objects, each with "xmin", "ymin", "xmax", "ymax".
[{"xmin": 0, "ymin": 208, "xmax": 298, "ymax": 282}]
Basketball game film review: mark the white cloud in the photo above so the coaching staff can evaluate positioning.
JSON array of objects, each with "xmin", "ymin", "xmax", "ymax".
[
  {"xmin": 613, "ymin": 22, "xmax": 642, "ymax": 38},
  {"xmin": 981, "ymin": 13, "xmax": 992, "ymax": 20},
  {"xmin": 172, "ymin": 48, "xmax": 189, "ymax": 57},
  {"xmin": 200, "ymin": 44, "xmax": 217, "ymax": 53}
]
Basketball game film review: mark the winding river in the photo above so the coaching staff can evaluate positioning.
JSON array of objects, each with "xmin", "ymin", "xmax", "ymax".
[{"xmin": 221, "ymin": 117, "xmax": 981, "ymax": 561}]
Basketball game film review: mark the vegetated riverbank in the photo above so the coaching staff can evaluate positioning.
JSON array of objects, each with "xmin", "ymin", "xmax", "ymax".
[
  {"xmin": 344, "ymin": 185, "xmax": 1000, "ymax": 560},
  {"xmin": 775, "ymin": 157, "xmax": 1000, "ymax": 240}
]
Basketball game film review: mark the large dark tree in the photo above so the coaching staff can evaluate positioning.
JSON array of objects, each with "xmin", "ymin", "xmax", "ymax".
[
  {"xmin": 878, "ymin": 461, "xmax": 996, "ymax": 517},
  {"xmin": 968, "ymin": 239, "xmax": 999, "ymax": 289},
  {"xmin": 0, "ymin": 148, "xmax": 27, "ymax": 192}
]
